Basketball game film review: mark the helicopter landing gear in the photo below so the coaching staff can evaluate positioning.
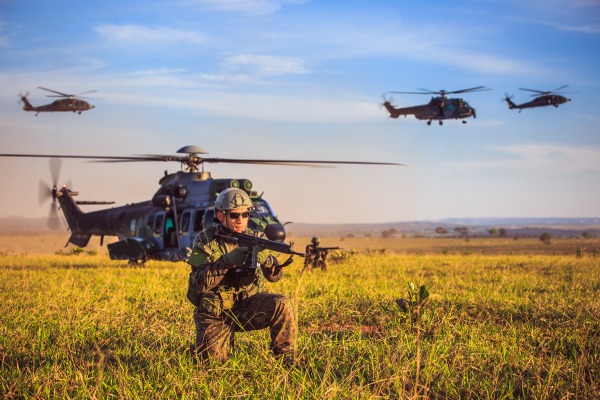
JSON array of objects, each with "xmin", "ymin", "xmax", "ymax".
[{"xmin": 128, "ymin": 257, "xmax": 146, "ymax": 267}]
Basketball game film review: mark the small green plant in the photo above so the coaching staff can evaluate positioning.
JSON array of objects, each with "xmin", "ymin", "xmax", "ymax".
[
  {"xmin": 396, "ymin": 281, "xmax": 430, "ymax": 398},
  {"xmin": 71, "ymin": 247, "xmax": 85, "ymax": 256},
  {"xmin": 396, "ymin": 281, "xmax": 429, "ymax": 324}
]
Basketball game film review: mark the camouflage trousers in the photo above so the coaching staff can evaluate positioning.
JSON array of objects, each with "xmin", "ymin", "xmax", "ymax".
[{"xmin": 192, "ymin": 292, "xmax": 296, "ymax": 362}]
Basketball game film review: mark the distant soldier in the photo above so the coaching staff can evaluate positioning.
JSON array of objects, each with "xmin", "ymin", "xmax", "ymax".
[
  {"xmin": 302, "ymin": 236, "xmax": 339, "ymax": 273},
  {"xmin": 186, "ymin": 188, "xmax": 296, "ymax": 365}
]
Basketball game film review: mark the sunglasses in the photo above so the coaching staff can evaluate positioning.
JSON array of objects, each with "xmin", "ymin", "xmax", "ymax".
[{"xmin": 227, "ymin": 211, "xmax": 250, "ymax": 219}]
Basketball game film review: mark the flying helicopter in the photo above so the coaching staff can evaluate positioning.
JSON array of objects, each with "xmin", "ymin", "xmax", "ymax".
[
  {"xmin": 504, "ymin": 85, "xmax": 571, "ymax": 112},
  {"xmin": 19, "ymin": 87, "xmax": 97, "ymax": 116},
  {"xmin": 382, "ymin": 86, "xmax": 491, "ymax": 125},
  {"xmin": 0, "ymin": 145, "xmax": 403, "ymax": 264}
]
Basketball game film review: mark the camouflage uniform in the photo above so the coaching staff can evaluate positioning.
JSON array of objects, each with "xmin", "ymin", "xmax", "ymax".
[
  {"xmin": 186, "ymin": 224, "xmax": 296, "ymax": 362},
  {"xmin": 303, "ymin": 241, "xmax": 328, "ymax": 272}
]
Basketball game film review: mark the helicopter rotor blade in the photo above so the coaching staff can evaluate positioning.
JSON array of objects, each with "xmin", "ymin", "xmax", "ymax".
[
  {"xmin": 38, "ymin": 87, "xmax": 70, "ymax": 97},
  {"xmin": 39, "ymin": 179, "xmax": 52, "ymax": 205},
  {"xmin": 0, "ymin": 150, "xmax": 406, "ymax": 173},
  {"xmin": 75, "ymin": 90, "xmax": 98, "ymax": 96},
  {"xmin": 47, "ymin": 202, "xmax": 61, "ymax": 230},
  {"xmin": 0, "ymin": 152, "xmax": 404, "ymax": 166},
  {"xmin": 389, "ymin": 90, "xmax": 434, "ymax": 95},
  {"xmin": 198, "ymin": 157, "xmax": 405, "ymax": 167},
  {"xmin": 49, "ymin": 158, "xmax": 62, "ymax": 186},
  {"xmin": 552, "ymin": 85, "xmax": 568, "ymax": 93},
  {"xmin": 94, "ymin": 157, "xmax": 404, "ymax": 167},
  {"xmin": 520, "ymin": 85, "xmax": 573, "ymax": 97},
  {"xmin": 379, "ymin": 93, "xmax": 394, "ymax": 109},
  {"xmin": 519, "ymin": 88, "xmax": 547, "ymax": 95},
  {"xmin": 390, "ymin": 86, "xmax": 490, "ymax": 96},
  {"xmin": 446, "ymin": 86, "xmax": 491, "ymax": 94},
  {"xmin": 17, "ymin": 92, "xmax": 31, "ymax": 103}
]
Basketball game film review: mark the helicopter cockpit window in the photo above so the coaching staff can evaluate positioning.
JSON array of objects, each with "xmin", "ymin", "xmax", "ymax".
[
  {"xmin": 251, "ymin": 203, "xmax": 271, "ymax": 218},
  {"xmin": 180, "ymin": 212, "xmax": 191, "ymax": 236},
  {"xmin": 146, "ymin": 215, "xmax": 155, "ymax": 231},
  {"xmin": 251, "ymin": 200, "xmax": 278, "ymax": 219},
  {"xmin": 154, "ymin": 214, "xmax": 164, "ymax": 235}
]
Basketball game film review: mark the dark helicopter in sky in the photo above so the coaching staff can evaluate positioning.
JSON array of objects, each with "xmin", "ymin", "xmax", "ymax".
[
  {"xmin": 382, "ymin": 86, "xmax": 491, "ymax": 125},
  {"xmin": 0, "ymin": 145, "xmax": 403, "ymax": 264},
  {"xmin": 20, "ymin": 87, "xmax": 96, "ymax": 116},
  {"xmin": 504, "ymin": 85, "xmax": 571, "ymax": 112}
]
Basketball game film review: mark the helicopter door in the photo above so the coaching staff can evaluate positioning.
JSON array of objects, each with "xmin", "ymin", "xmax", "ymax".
[
  {"xmin": 203, "ymin": 208, "xmax": 216, "ymax": 229},
  {"xmin": 178, "ymin": 211, "xmax": 192, "ymax": 249},
  {"xmin": 192, "ymin": 210, "xmax": 205, "ymax": 234},
  {"xmin": 152, "ymin": 213, "xmax": 165, "ymax": 249},
  {"xmin": 443, "ymin": 99, "xmax": 456, "ymax": 117},
  {"xmin": 180, "ymin": 211, "xmax": 191, "ymax": 237},
  {"xmin": 164, "ymin": 214, "xmax": 177, "ymax": 248}
]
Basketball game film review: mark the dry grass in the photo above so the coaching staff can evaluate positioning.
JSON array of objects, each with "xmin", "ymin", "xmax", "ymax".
[
  {"xmin": 1, "ymin": 233, "xmax": 597, "ymax": 257},
  {"xmin": 1, "ymin": 244, "xmax": 599, "ymax": 398}
]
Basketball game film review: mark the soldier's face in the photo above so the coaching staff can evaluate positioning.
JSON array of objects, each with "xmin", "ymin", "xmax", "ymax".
[{"xmin": 217, "ymin": 207, "xmax": 250, "ymax": 233}]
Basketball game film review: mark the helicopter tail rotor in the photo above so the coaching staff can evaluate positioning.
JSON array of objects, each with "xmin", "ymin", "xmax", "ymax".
[
  {"xmin": 379, "ymin": 93, "xmax": 394, "ymax": 109},
  {"xmin": 47, "ymin": 201, "xmax": 61, "ymax": 230},
  {"xmin": 38, "ymin": 158, "xmax": 65, "ymax": 230},
  {"xmin": 17, "ymin": 91, "xmax": 30, "ymax": 102}
]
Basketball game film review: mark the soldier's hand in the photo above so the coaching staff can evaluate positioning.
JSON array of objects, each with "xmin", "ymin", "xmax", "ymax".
[
  {"xmin": 254, "ymin": 245, "xmax": 277, "ymax": 265},
  {"xmin": 222, "ymin": 246, "xmax": 250, "ymax": 268}
]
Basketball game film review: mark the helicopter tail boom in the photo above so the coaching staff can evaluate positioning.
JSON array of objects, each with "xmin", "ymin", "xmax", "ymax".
[
  {"xmin": 382, "ymin": 101, "xmax": 402, "ymax": 118},
  {"xmin": 504, "ymin": 96, "xmax": 517, "ymax": 109},
  {"xmin": 20, "ymin": 95, "xmax": 34, "ymax": 111}
]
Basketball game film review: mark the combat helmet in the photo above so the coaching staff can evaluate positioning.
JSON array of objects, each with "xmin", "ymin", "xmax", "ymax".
[
  {"xmin": 215, "ymin": 188, "xmax": 252, "ymax": 211},
  {"xmin": 311, "ymin": 236, "xmax": 320, "ymax": 245}
]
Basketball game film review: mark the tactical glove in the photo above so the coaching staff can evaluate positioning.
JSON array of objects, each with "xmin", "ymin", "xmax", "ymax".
[
  {"xmin": 255, "ymin": 245, "xmax": 275, "ymax": 265},
  {"xmin": 222, "ymin": 246, "xmax": 250, "ymax": 268}
]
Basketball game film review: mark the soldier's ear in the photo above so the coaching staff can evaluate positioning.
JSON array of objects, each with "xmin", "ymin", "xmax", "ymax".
[{"xmin": 216, "ymin": 210, "xmax": 225, "ymax": 223}]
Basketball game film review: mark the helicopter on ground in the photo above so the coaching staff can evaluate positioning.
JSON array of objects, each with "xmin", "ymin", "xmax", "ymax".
[
  {"xmin": 0, "ymin": 145, "xmax": 403, "ymax": 264},
  {"xmin": 382, "ymin": 86, "xmax": 491, "ymax": 125},
  {"xmin": 19, "ymin": 87, "xmax": 97, "ymax": 116},
  {"xmin": 504, "ymin": 85, "xmax": 571, "ymax": 112}
]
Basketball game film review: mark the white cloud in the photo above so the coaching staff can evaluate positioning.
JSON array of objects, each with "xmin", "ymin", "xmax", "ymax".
[
  {"xmin": 307, "ymin": 20, "xmax": 541, "ymax": 76},
  {"xmin": 223, "ymin": 54, "xmax": 309, "ymax": 77},
  {"xmin": 182, "ymin": 0, "xmax": 304, "ymax": 15},
  {"xmin": 444, "ymin": 143, "xmax": 600, "ymax": 174},
  {"xmin": 95, "ymin": 24, "xmax": 207, "ymax": 44},
  {"xmin": 506, "ymin": 0, "xmax": 600, "ymax": 34}
]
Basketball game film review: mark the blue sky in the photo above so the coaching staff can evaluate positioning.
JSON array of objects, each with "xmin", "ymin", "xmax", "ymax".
[{"xmin": 0, "ymin": 0, "xmax": 599, "ymax": 224}]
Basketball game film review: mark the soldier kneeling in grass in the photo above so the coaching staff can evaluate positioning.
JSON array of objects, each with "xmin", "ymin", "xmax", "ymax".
[{"xmin": 186, "ymin": 188, "xmax": 296, "ymax": 365}]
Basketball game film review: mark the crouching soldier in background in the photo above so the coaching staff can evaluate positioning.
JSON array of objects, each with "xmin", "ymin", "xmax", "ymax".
[
  {"xmin": 302, "ymin": 236, "xmax": 339, "ymax": 273},
  {"xmin": 186, "ymin": 188, "xmax": 296, "ymax": 365}
]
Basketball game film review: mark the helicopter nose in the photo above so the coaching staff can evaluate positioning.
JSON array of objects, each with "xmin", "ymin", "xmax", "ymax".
[{"xmin": 264, "ymin": 223, "xmax": 286, "ymax": 242}]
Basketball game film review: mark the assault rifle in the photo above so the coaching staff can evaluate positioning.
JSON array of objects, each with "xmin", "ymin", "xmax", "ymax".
[
  {"xmin": 317, "ymin": 246, "xmax": 341, "ymax": 251},
  {"xmin": 215, "ymin": 232, "xmax": 305, "ymax": 271}
]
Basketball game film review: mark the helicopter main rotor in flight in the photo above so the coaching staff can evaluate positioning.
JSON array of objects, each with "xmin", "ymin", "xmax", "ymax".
[
  {"xmin": 382, "ymin": 86, "xmax": 491, "ymax": 125},
  {"xmin": 19, "ymin": 87, "xmax": 97, "ymax": 116},
  {"xmin": 0, "ymin": 145, "xmax": 404, "ymax": 264},
  {"xmin": 504, "ymin": 85, "xmax": 572, "ymax": 112}
]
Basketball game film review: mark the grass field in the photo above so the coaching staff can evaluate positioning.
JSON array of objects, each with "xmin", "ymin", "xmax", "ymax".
[{"xmin": 1, "ymin": 236, "xmax": 599, "ymax": 398}]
